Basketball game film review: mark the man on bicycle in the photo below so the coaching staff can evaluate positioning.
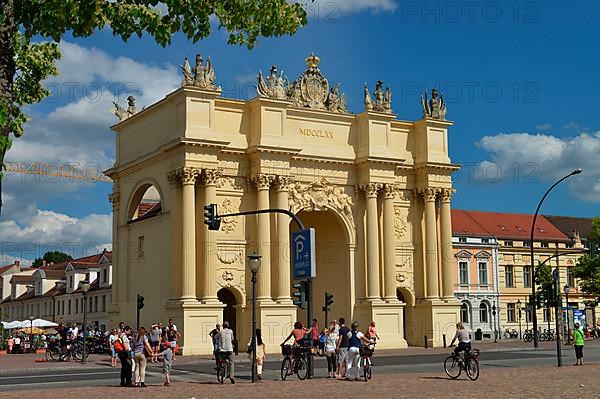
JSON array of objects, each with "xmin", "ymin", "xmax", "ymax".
[
  {"xmin": 449, "ymin": 322, "xmax": 471, "ymax": 359},
  {"xmin": 215, "ymin": 320, "xmax": 235, "ymax": 384}
]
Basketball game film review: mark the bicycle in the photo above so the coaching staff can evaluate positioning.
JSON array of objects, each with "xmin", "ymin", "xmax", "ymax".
[
  {"xmin": 280, "ymin": 344, "xmax": 309, "ymax": 381},
  {"xmin": 215, "ymin": 352, "xmax": 230, "ymax": 384},
  {"xmin": 359, "ymin": 343, "xmax": 376, "ymax": 382},
  {"xmin": 523, "ymin": 329, "xmax": 533, "ymax": 342},
  {"xmin": 444, "ymin": 348, "xmax": 480, "ymax": 381}
]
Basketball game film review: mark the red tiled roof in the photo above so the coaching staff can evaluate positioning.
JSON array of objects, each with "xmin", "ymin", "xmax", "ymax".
[
  {"xmin": 543, "ymin": 215, "xmax": 593, "ymax": 240},
  {"xmin": 16, "ymin": 290, "xmax": 35, "ymax": 300},
  {"xmin": 38, "ymin": 270, "xmax": 65, "ymax": 279},
  {"xmin": 68, "ymin": 262, "xmax": 99, "ymax": 270},
  {"xmin": 9, "ymin": 275, "xmax": 34, "ymax": 284},
  {"xmin": 0, "ymin": 264, "xmax": 17, "ymax": 274},
  {"xmin": 452, "ymin": 210, "xmax": 570, "ymax": 241},
  {"xmin": 45, "ymin": 251, "xmax": 112, "ymax": 271},
  {"xmin": 452, "ymin": 209, "xmax": 493, "ymax": 237}
]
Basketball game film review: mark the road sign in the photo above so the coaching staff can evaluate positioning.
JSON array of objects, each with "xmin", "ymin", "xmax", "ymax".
[{"xmin": 292, "ymin": 228, "xmax": 316, "ymax": 280}]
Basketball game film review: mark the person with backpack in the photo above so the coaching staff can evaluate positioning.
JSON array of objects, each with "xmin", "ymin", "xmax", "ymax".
[
  {"xmin": 115, "ymin": 326, "xmax": 133, "ymax": 387},
  {"xmin": 345, "ymin": 321, "xmax": 375, "ymax": 381},
  {"xmin": 573, "ymin": 322, "xmax": 585, "ymax": 366}
]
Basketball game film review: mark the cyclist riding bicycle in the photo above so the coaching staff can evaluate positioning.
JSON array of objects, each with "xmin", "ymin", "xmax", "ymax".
[
  {"xmin": 281, "ymin": 321, "xmax": 311, "ymax": 365},
  {"xmin": 449, "ymin": 322, "xmax": 471, "ymax": 358},
  {"xmin": 215, "ymin": 320, "xmax": 236, "ymax": 384}
]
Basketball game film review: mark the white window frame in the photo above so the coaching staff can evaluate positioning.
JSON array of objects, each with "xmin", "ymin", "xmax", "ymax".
[
  {"xmin": 458, "ymin": 261, "xmax": 469, "ymax": 287},
  {"xmin": 478, "ymin": 261, "xmax": 488, "ymax": 286}
]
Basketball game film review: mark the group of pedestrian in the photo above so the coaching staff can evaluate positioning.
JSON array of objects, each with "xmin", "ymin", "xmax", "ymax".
[
  {"xmin": 282, "ymin": 317, "xmax": 378, "ymax": 381},
  {"xmin": 110, "ymin": 319, "xmax": 178, "ymax": 388}
]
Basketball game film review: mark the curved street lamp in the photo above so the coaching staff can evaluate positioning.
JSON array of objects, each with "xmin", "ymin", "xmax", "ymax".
[
  {"xmin": 247, "ymin": 252, "xmax": 262, "ymax": 383},
  {"xmin": 530, "ymin": 169, "xmax": 582, "ymax": 348}
]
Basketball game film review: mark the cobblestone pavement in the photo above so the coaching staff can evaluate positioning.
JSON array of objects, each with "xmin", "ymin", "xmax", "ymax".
[{"xmin": 0, "ymin": 364, "xmax": 597, "ymax": 399}]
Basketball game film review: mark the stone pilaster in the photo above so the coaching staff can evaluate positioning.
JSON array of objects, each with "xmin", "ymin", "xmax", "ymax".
[
  {"xmin": 440, "ymin": 188, "xmax": 455, "ymax": 299},
  {"xmin": 201, "ymin": 168, "xmax": 222, "ymax": 303},
  {"xmin": 419, "ymin": 187, "xmax": 440, "ymax": 299},
  {"xmin": 360, "ymin": 182, "xmax": 382, "ymax": 300},
  {"xmin": 274, "ymin": 176, "xmax": 293, "ymax": 302},
  {"xmin": 251, "ymin": 174, "xmax": 274, "ymax": 301},
  {"xmin": 382, "ymin": 184, "xmax": 398, "ymax": 301}
]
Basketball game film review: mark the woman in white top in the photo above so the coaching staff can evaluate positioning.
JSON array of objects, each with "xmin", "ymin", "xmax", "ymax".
[
  {"xmin": 324, "ymin": 326, "xmax": 338, "ymax": 378},
  {"xmin": 346, "ymin": 322, "xmax": 375, "ymax": 381},
  {"xmin": 449, "ymin": 322, "xmax": 471, "ymax": 357}
]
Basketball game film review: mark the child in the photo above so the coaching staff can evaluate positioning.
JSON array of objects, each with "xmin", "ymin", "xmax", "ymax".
[{"xmin": 160, "ymin": 341, "xmax": 173, "ymax": 386}]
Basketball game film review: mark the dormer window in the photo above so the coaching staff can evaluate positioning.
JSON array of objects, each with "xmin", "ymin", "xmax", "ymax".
[
  {"xmin": 69, "ymin": 275, "xmax": 74, "ymax": 290},
  {"xmin": 102, "ymin": 269, "xmax": 108, "ymax": 283}
]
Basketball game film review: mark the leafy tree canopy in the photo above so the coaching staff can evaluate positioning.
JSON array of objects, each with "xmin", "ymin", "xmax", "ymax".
[{"xmin": 32, "ymin": 250, "xmax": 73, "ymax": 267}]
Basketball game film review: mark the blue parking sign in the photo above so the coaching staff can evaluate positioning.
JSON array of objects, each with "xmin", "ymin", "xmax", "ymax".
[{"xmin": 292, "ymin": 228, "xmax": 316, "ymax": 280}]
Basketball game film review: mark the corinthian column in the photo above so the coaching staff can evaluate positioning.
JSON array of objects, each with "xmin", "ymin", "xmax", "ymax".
[
  {"xmin": 361, "ymin": 183, "xmax": 382, "ymax": 300},
  {"xmin": 108, "ymin": 190, "xmax": 120, "ymax": 304},
  {"xmin": 201, "ymin": 169, "xmax": 222, "ymax": 302},
  {"xmin": 420, "ymin": 187, "xmax": 440, "ymax": 299},
  {"xmin": 169, "ymin": 167, "xmax": 199, "ymax": 301},
  {"xmin": 252, "ymin": 174, "xmax": 273, "ymax": 301},
  {"xmin": 274, "ymin": 176, "xmax": 293, "ymax": 302},
  {"xmin": 382, "ymin": 184, "xmax": 397, "ymax": 301},
  {"xmin": 440, "ymin": 188, "xmax": 455, "ymax": 299}
]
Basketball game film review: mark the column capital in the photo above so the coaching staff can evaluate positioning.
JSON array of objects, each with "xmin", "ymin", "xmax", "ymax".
[
  {"xmin": 418, "ymin": 187, "xmax": 440, "ymax": 202},
  {"xmin": 108, "ymin": 192, "xmax": 121, "ymax": 210},
  {"xmin": 201, "ymin": 168, "xmax": 222, "ymax": 187},
  {"xmin": 382, "ymin": 183, "xmax": 398, "ymax": 200},
  {"xmin": 274, "ymin": 175, "xmax": 294, "ymax": 191},
  {"xmin": 167, "ymin": 167, "xmax": 199, "ymax": 186},
  {"xmin": 250, "ymin": 174, "xmax": 274, "ymax": 190},
  {"xmin": 359, "ymin": 182, "xmax": 382, "ymax": 198},
  {"xmin": 440, "ymin": 188, "xmax": 456, "ymax": 203}
]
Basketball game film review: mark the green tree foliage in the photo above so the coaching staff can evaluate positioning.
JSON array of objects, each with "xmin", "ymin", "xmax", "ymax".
[
  {"xmin": 0, "ymin": 0, "xmax": 310, "ymax": 214},
  {"xmin": 32, "ymin": 250, "xmax": 73, "ymax": 267},
  {"xmin": 572, "ymin": 216, "xmax": 600, "ymax": 303}
]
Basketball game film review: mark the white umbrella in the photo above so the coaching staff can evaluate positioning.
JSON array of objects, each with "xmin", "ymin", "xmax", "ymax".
[
  {"xmin": 3, "ymin": 320, "xmax": 23, "ymax": 329},
  {"xmin": 31, "ymin": 319, "xmax": 58, "ymax": 328}
]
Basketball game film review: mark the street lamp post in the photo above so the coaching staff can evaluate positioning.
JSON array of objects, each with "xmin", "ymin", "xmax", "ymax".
[
  {"xmin": 28, "ymin": 315, "xmax": 34, "ymax": 353},
  {"xmin": 247, "ymin": 252, "xmax": 262, "ymax": 383},
  {"xmin": 517, "ymin": 300, "xmax": 522, "ymax": 340},
  {"xmin": 530, "ymin": 169, "xmax": 582, "ymax": 348},
  {"xmin": 492, "ymin": 304, "xmax": 497, "ymax": 343},
  {"xmin": 564, "ymin": 285, "xmax": 571, "ymax": 344},
  {"xmin": 79, "ymin": 280, "xmax": 91, "ymax": 364}
]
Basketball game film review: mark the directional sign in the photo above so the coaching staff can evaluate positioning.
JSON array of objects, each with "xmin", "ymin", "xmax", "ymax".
[{"xmin": 292, "ymin": 228, "xmax": 316, "ymax": 280}]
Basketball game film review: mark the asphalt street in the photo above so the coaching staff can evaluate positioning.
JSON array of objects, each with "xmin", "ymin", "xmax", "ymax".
[{"xmin": 0, "ymin": 345, "xmax": 597, "ymax": 391}]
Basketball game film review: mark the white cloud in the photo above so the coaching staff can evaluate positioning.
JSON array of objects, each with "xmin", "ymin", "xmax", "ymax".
[{"xmin": 475, "ymin": 131, "xmax": 600, "ymax": 202}]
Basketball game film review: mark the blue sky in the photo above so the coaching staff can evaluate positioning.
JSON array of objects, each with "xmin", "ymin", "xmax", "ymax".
[{"xmin": 1, "ymin": 0, "xmax": 598, "ymax": 263}]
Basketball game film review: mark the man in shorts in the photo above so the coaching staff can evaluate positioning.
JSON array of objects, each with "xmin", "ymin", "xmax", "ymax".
[{"xmin": 336, "ymin": 317, "xmax": 350, "ymax": 378}]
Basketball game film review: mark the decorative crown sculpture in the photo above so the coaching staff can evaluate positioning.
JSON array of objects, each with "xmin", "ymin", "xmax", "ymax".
[{"xmin": 305, "ymin": 52, "xmax": 320, "ymax": 69}]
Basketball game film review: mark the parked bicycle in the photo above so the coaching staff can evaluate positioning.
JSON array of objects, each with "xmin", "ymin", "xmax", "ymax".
[
  {"xmin": 503, "ymin": 328, "xmax": 518, "ymax": 339},
  {"xmin": 280, "ymin": 344, "xmax": 309, "ymax": 381},
  {"xmin": 444, "ymin": 348, "xmax": 480, "ymax": 381},
  {"xmin": 359, "ymin": 343, "xmax": 376, "ymax": 382},
  {"xmin": 523, "ymin": 329, "xmax": 534, "ymax": 342},
  {"xmin": 46, "ymin": 338, "xmax": 88, "ymax": 362}
]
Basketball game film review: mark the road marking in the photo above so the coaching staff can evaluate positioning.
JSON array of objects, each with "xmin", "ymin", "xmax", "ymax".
[{"xmin": 0, "ymin": 371, "xmax": 117, "ymax": 381}]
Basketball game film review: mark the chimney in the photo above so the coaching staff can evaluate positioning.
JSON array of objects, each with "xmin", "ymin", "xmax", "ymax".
[
  {"xmin": 102, "ymin": 248, "xmax": 107, "ymax": 254},
  {"xmin": 42, "ymin": 259, "xmax": 47, "ymax": 268},
  {"xmin": 15, "ymin": 260, "xmax": 20, "ymax": 267}
]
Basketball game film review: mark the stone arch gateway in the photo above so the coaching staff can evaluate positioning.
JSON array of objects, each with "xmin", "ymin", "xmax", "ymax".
[{"xmin": 106, "ymin": 53, "xmax": 460, "ymax": 354}]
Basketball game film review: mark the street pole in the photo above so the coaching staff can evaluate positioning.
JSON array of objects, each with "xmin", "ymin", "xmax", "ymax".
[
  {"xmin": 82, "ymin": 290, "xmax": 87, "ymax": 364},
  {"xmin": 553, "ymin": 278, "xmax": 562, "ymax": 367},
  {"xmin": 324, "ymin": 292, "xmax": 328, "ymax": 330},
  {"xmin": 530, "ymin": 169, "xmax": 582, "ymax": 348},
  {"xmin": 564, "ymin": 285, "xmax": 571, "ymax": 344},
  {"xmin": 492, "ymin": 305, "xmax": 497, "ymax": 343},
  {"xmin": 518, "ymin": 302, "xmax": 522, "ymax": 340},
  {"xmin": 251, "ymin": 270, "xmax": 257, "ymax": 383},
  {"xmin": 306, "ymin": 278, "xmax": 313, "ymax": 379}
]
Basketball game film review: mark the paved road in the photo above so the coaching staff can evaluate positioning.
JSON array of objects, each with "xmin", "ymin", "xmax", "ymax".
[{"xmin": 0, "ymin": 345, "xmax": 596, "ymax": 391}]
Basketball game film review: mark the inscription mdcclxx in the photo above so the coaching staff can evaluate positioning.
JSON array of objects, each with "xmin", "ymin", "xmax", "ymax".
[{"xmin": 299, "ymin": 128, "xmax": 335, "ymax": 139}]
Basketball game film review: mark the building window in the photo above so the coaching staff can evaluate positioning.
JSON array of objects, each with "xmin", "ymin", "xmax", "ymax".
[
  {"xmin": 567, "ymin": 268, "xmax": 575, "ymax": 288},
  {"xmin": 69, "ymin": 275, "xmax": 74, "ymax": 290},
  {"xmin": 68, "ymin": 300, "xmax": 71, "ymax": 315},
  {"xmin": 89, "ymin": 297, "xmax": 92, "ymax": 312},
  {"xmin": 102, "ymin": 295, "xmax": 106, "ymax": 312},
  {"xmin": 566, "ymin": 243, "xmax": 574, "ymax": 249},
  {"xmin": 523, "ymin": 241, "xmax": 531, "ymax": 247},
  {"xmin": 505, "ymin": 241, "xmax": 513, "ymax": 247},
  {"xmin": 479, "ymin": 303, "xmax": 488, "ymax": 323},
  {"xmin": 460, "ymin": 302, "xmax": 470, "ymax": 323},
  {"xmin": 74, "ymin": 299, "xmax": 78, "ymax": 314},
  {"xmin": 478, "ymin": 262, "xmax": 488, "ymax": 286},
  {"xmin": 543, "ymin": 307, "xmax": 550, "ymax": 322},
  {"xmin": 507, "ymin": 303, "xmax": 516, "ymax": 322},
  {"xmin": 505, "ymin": 265, "xmax": 514, "ymax": 288},
  {"xmin": 541, "ymin": 242, "xmax": 549, "ymax": 248},
  {"xmin": 523, "ymin": 266, "xmax": 531, "ymax": 288},
  {"xmin": 81, "ymin": 298, "xmax": 84, "ymax": 313},
  {"xmin": 459, "ymin": 237, "xmax": 467, "ymax": 243},
  {"xmin": 94, "ymin": 296, "xmax": 98, "ymax": 313},
  {"xmin": 102, "ymin": 269, "xmax": 108, "ymax": 283},
  {"xmin": 525, "ymin": 305, "xmax": 532, "ymax": 322},
  {"xmin": 481, "ymin": 238, "xmax": 489, "ymax": 244},
  {"xmin": 459, "ymin": 261, "xmax": 469, "ymax": 286},
  {"xmin": 138, "ymin": 236, "xmax": 145, "ymax": 258}
]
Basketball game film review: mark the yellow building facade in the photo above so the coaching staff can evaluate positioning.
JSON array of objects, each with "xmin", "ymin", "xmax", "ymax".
[{"xmin": 106, "ymin": 53, "xmax": 460, "ymax": 354}]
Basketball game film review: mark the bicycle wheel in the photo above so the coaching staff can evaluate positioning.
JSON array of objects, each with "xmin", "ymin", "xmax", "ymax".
[
  {"xmin": 465, "ymin": 358, "xmax": 479, "ymax": 381},
  {"xmin": 280, "ymin": 357, "xmax": 291, "ymax": 381},
  {"xmin": 524, "ymin": 333, "xmax": 532, "ymax": 343},
  {"xmin": 296, "ymin": 357, "xmax": 308, "ymax": 380},
  {"xmin": 216, "ymin": 364, "xmax": 225, "ymax": 384},
  {"xmin": 46, "ymin": 347, "xmax": 60, "ymax": 361},
  {"xmin": 444, "ymin": 356, "xmax": 461, "ymax": 379},
  {"xmin": 363, "ymin": 364, "xmax": 371, "ymax": 382}
]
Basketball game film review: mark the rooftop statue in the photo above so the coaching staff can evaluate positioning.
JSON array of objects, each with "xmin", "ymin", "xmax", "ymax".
[
  {"xmin": 365, "ymin": 80, "xmax": 392, "ymax": 113},
  {"xmin": 421, "ymin": 88, "xmax": 447, "ymax": 120},
  {"xmin": 113, "ymin": 95, "xmax": 137, "ymax": 122},
  {"xmin": 256, "ymin": 65, "xmax": 288, "ymax": 100},
  {"xmin": 181, "ymin": 52, "xmax": 219, "ymax": 90},
  {"xmin": 325, "ymin": 83, "xmax": 346, "ymax": 113}
]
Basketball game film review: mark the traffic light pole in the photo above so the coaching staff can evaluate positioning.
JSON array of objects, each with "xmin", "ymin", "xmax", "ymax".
[
  {"xmin": 323, "ymin": 293, "xmax": 328, "ymax": 329},
  {"xmin": 553, "ymin": 278, "xmax": 562, "ymax": 367},
  {"xmin": 306, "ymin": 278, "xmax": 313, "ymax": 379}
]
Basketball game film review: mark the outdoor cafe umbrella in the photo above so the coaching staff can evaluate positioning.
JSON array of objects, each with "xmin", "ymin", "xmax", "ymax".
[
  {"xmin": 1, "ymin": 321, "xmax": 22, "ymax": 329},
  {"xmin": 30, "ymin": 319, "xmax": 58, "ymax": 328},
  {"xmin": 15, "ymin": 326, "xmax": 45, "ymax": 335}
]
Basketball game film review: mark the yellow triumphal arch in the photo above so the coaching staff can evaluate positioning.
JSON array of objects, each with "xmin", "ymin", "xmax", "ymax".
[{"xmin": 106, "ymin": 53, "xmax": 460, "ymax": 354}]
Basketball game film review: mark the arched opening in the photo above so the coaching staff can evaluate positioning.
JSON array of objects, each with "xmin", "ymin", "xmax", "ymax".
[
  {"xmin": 292, "ymin": 209, "xmax": 350, "ymax": 326},
  {"xmin": 460, "ymin": 301, "xmax": 471, "ymax": 325},
  {"xmin": 128, "ymin": 184, "xmax": 162, "ymax": 222},
  {"xmin": 396, "ymin": 288, "xmax": 408, "ymax": 337},
  {"xmin": 217, "ymin": 288, "xmax": 237, "ymax": 338},
  {"xmin": 479, "ymin": 302, "xmax": 489, "ymax": 324}
]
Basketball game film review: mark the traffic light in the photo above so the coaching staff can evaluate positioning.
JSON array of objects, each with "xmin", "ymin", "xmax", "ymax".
[
  {"xmin": 203, "ymin": 203, "xmax": 221, "ymax": 231},
  {"xmin": 324, "ymin": 292, "xmax": 334, "ymax": 310},
  {"xmin": 137, "ymin": 294, "xmax": 145, "ymax": 310},
  {"xmin": 292, "ymin": 281, "xmax": 306, "ymax": 309}
]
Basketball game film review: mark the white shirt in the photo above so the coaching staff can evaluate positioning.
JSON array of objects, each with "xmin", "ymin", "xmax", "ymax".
[{"xmin": 13, "ymin": 337, "xmax": 21, "ymax": 345}]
